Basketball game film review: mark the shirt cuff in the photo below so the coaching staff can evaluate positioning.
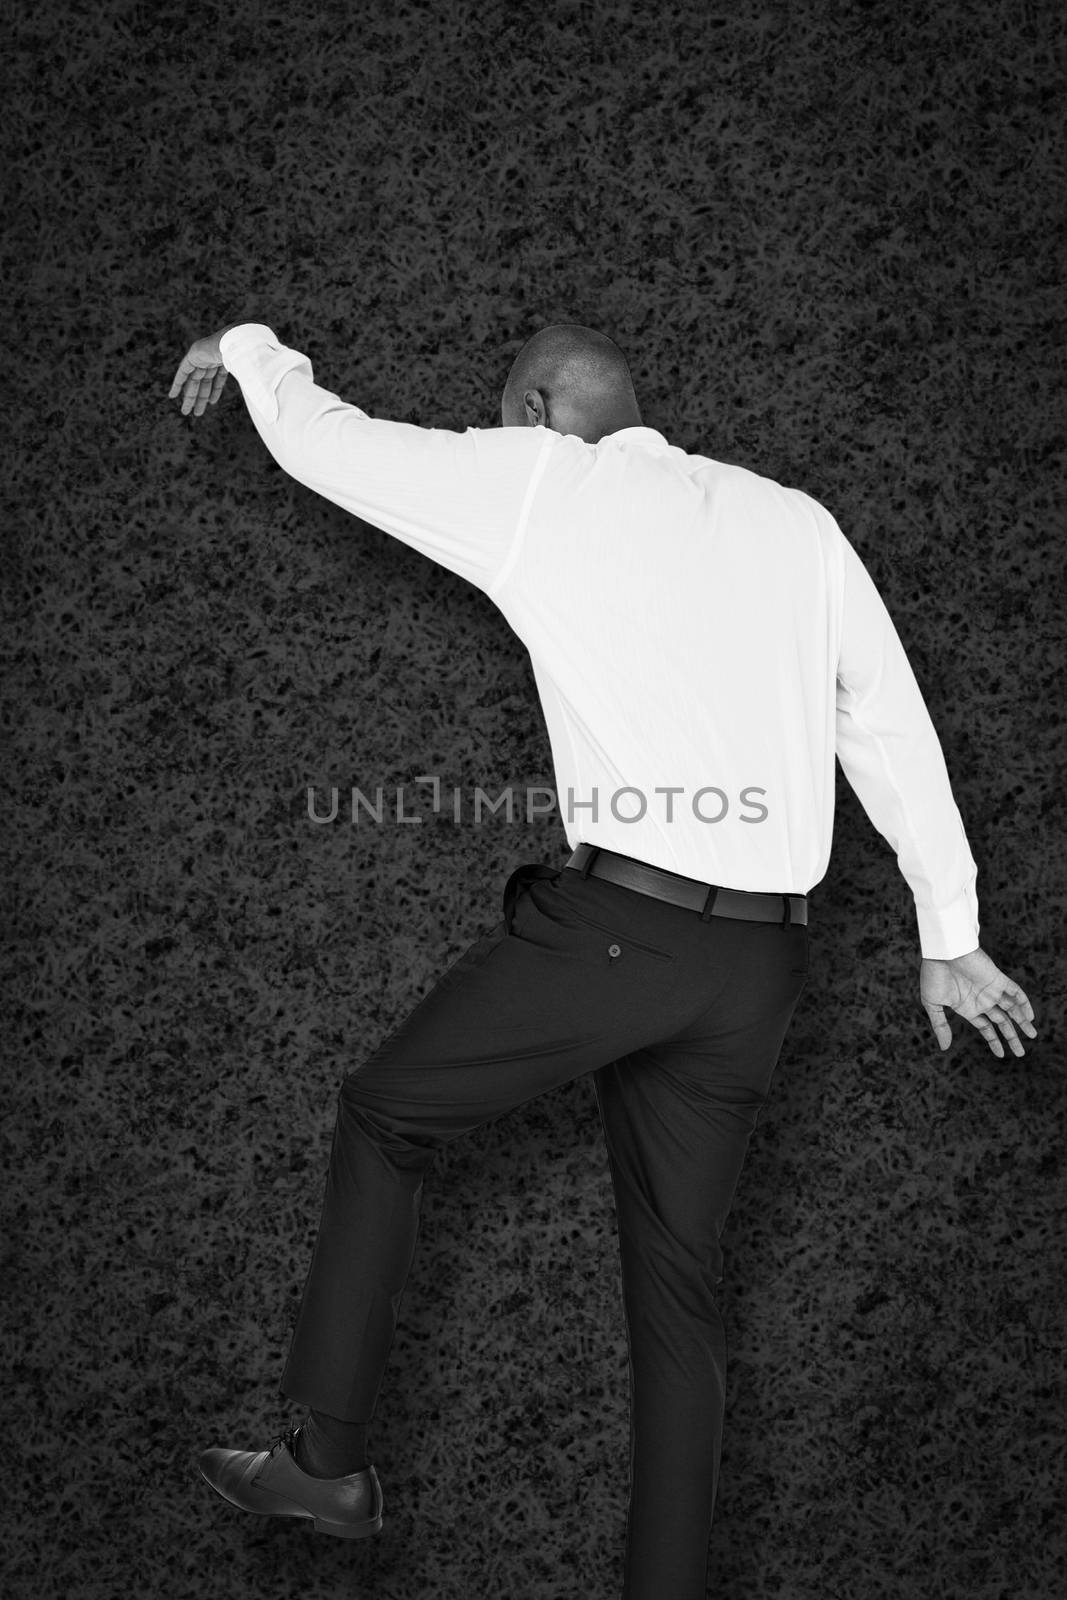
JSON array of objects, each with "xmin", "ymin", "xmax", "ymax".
[
  {"xmin": 915, "ymin": 889, "xmax": 981, "ymax": 961},
  {"xmin": 218, "ymin": 323, "xmax": 310, "ymax": 426},
  {"xmin": 218, "ymin": 322, "xmax": 278, "ymax": 367}
]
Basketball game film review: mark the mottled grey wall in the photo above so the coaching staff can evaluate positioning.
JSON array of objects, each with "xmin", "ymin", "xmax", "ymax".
[{"xmin": 4, "ymin": 1, "xmax": 1064, "ymax": 1597}]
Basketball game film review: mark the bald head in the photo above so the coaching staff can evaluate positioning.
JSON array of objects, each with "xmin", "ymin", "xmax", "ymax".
[{"xmin": 501, "ymin": 324, "xmax": 642, "ymax": 443}]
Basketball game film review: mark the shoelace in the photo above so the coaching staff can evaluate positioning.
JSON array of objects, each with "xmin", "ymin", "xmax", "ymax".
[{"xmin": 267, "ymin": 1421, "xmax": 301, "ymax": 1460}]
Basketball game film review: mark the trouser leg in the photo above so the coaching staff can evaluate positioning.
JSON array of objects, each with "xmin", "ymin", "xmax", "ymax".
[
  {"xmin": 279, "ymin": 862, "xmax": 686, "ymax": 1423},
  {"xmin": 593, "ymin": 937, "xmax": 808, "ymax": 1600}
]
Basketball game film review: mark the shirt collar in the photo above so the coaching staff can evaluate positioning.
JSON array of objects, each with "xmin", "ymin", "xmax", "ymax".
[{"xmin": 600, "ymin": 425, "xmax": 671, "ymax": 451}]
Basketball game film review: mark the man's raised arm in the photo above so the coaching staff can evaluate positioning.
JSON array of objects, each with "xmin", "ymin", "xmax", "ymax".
[{"xmin": 169, "ymin": 322, "xmax": 556, "ymax": 595}]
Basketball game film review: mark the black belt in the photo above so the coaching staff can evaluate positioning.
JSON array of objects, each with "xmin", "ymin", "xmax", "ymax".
[{"xmin": 564, "ymin": 843, "xmax": 808, "ymax": 927}]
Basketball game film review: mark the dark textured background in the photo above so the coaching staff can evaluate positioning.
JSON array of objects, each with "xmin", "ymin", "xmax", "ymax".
[{"xmin": 3, "ymin": 0, "xmax": 1065, "ymax": 1596}]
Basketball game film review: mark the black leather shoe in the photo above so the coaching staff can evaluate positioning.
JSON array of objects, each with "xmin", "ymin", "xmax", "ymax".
[{"xmin": 199, "ymin": 1422, "xmax": 383, "ymax": 1539}]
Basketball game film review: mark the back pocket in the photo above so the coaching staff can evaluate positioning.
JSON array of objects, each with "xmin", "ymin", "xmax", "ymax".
[{"xmin": 527, "ymin": 879, "xmax": 675, "ymax": 963}]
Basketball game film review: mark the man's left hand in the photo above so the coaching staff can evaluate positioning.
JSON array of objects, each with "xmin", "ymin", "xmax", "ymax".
[{"xmin": 168, "ymin": 327, "xmax": 238, "ymax": 417}]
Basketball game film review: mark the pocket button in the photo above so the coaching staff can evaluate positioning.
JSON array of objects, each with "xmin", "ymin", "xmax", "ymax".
[{"xmin": 608, "ymin": 943, "xmax": 621, "ymax": 959}]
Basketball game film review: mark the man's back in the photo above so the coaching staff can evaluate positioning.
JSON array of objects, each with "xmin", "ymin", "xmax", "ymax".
[{"xmin": 489, "ymin": 426, "xmax": 843, "ymax": 899}]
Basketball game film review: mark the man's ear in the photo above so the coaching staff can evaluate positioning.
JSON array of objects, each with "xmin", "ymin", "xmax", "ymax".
[{"xmin": 523, "ymin": 388, "xmax": 547, "ymax": 427}]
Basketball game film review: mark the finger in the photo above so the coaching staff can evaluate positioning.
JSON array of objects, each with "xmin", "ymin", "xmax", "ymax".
[
  {"xmin": 1001, "ymin": 983, "xmax": 1036, "ymax": 1030},
  {"xmin": 208, "ymin": 365, "xmax": 228, "ymax": 405},
  {"xmin": 194, "ymin": 369, "xmax": 213, "ymax": 417},
  {"xmin": 998, "ymin": 985, "xmax": 1036, "ymax": 1036},
  {"xmin": 182, "ymin": 370, "xmax": 207, "ymax": 416},
  {"xmin": 968, "ymin": 1015, "xmax": 1005, "ymax": 1058},
  {"xmin": 197, "ymin": 367, "xmax": 222, "ymax": 414},
  {"xmin": 923, "ymin": 1002, "xmax": 953, "ymax": 1051},
  {"xmin": 169, "ymin": 358, "xmax": 195, "ymax": 398},
  {"xmin": 986, "ymin": 1006, "xmax": 1025, "ymax": 1057}
]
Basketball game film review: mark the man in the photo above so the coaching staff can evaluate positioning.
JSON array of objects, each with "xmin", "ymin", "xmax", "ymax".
[{"xmin": 168, "ymin": 320, "xmax": 1037, "ymax": 1600}]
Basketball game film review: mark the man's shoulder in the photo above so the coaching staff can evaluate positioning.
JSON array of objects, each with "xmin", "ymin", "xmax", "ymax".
[
  {"xmin": 669, "ymin": 444, "xmax": 837, "ymax": 510},
  {"xmin": 670, "ymin": 447, "xmax": 847, "ymax": 550}
]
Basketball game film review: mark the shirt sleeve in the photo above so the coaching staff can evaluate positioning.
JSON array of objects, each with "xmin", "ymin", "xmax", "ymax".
[
  {"xmin": 834, "ymin": 532, "xmax": 981, "ymax": 960},
  {"xmin": 217, "ymin": 323, "xmax": 556, "ymax": 593}
]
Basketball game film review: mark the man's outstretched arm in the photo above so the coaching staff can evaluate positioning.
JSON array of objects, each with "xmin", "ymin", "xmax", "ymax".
[{"xmin": 167, "ymin": 321, "xmax": 556, "ymax": 594}]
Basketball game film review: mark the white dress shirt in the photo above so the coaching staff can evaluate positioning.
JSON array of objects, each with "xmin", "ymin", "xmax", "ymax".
[{"xmin": 218, "ymin": 323, "xmax": 981, "ymax": 959}]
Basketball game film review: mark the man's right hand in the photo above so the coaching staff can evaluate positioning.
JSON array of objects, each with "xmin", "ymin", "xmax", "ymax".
[{"xmin": 920, "ymin": 947, "xmax": 1037, "ymax": 1058}]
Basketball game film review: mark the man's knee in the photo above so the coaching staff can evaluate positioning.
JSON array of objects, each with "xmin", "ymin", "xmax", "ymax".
[
  {"xmin": 339, "ymin": 1052, "xmax": 397, "ymax": 1104},
  {"xmin": 331, "ymin": 1066, "xmax": 433, "ymax": 1177}
]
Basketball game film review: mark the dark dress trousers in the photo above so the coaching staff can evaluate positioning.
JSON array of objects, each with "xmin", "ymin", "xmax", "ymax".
[{"xmin": 281, "ymin": 856, "xmax": 809, "ymax": 1600}]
